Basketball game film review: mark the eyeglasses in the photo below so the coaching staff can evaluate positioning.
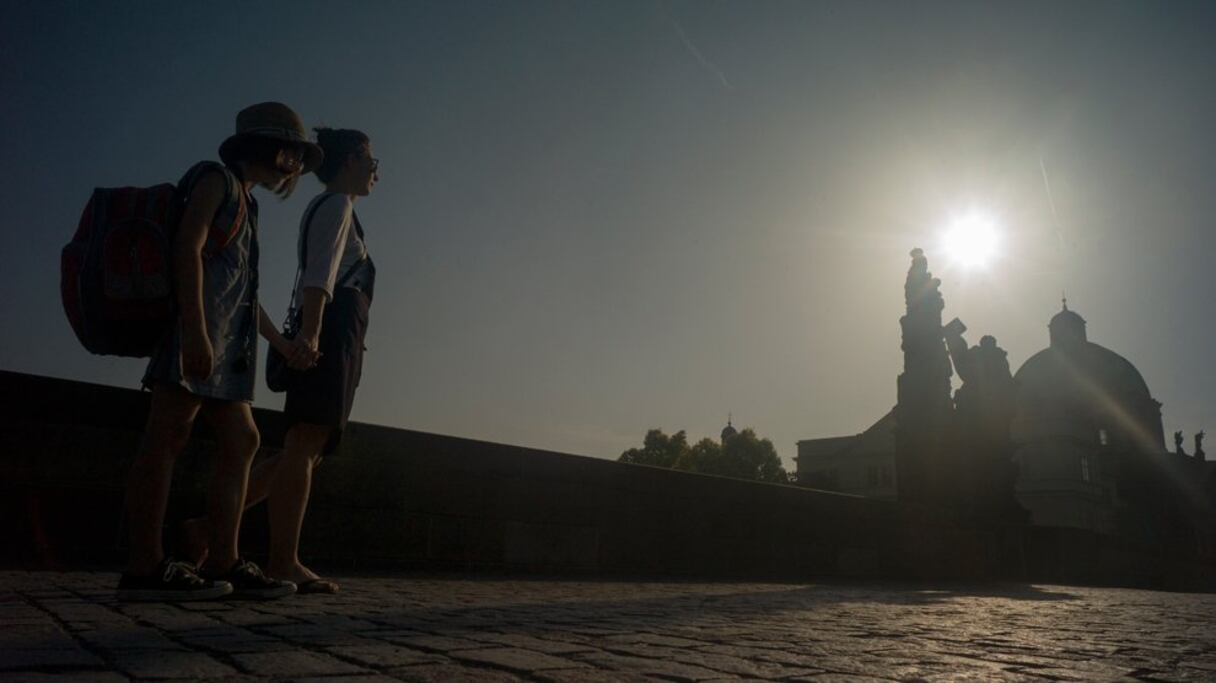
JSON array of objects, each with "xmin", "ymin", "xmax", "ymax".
[
  {"xmin": 369, "ymin": 157, "xmax": 380, "ymax": 172},
  {"xmin": 279, "ymin": 148, "xmax": 305, "ymax": 171}
]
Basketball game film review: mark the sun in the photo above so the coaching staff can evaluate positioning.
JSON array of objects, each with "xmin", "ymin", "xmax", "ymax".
[{"xmin": 940, "ymin": 210, "xmax": 1001, "ymax": 269}]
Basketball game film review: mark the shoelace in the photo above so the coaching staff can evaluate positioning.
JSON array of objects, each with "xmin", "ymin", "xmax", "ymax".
[
  {"xmin": 162, "ymin": 560, "xmax": 204, "ymax": 585},
  {"xmin": 235, "ymin": 559, "xmax": 268, "ymax": 582}
]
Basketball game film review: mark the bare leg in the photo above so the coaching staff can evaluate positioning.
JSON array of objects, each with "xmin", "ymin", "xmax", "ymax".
[
  {"xmin": 181, "ymin": 449, "xmax": 284, "ymax": 565},
  {"xmin": 180, "ymin": 516, "xmax": 210, "ymax": 568},
  {"xmin": 125, "ymin": 384, "xmax": 202, "ymax": 575},
  {"xmin": 267, "ymin": 422, "xmax": 331, "ymax": 582},
  {"xmin": 197, "ymin": 401, "xmax": 260, "ymax": 575},
  {"xmin": 244, "ymin": 453, "xmax": 283, "ymax": 508},
  {"xmin": 180, "ymin": 426, "xmax": 328, "ymax": 571}
]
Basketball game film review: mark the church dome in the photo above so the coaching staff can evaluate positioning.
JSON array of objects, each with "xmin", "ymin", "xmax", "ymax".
[
  {"xmin": 1048, "ymin": 302, "xmax": 1087, "ymax": 347},
  {"xmin": 721, "ymin": 418, "xmax": 738, "ymax": 441},
  {"xmin": 1015, "ymin": 342, "xmax": 1153, "ymax": 409},
  {"xmin": 1013, "ymin": 304, "xmax": 1163, "ymax": 453}
]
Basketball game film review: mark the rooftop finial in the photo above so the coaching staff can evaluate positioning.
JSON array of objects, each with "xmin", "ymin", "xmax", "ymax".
[
  {"xmin": 721, "ymin": 413, "xmax": 738, "ymax": 441},
  {"xmin": 1062, "ymin": 292, "xmax": 1068, "ymax": 311}
]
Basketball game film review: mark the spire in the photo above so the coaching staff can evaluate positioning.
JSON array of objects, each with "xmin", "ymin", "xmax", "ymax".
[
  {"xmin": 1061, "ymin": 292, "xmax": 1068, "ymax": 311},
  {"xmin": 721, "ymin": 414, "xmax": 738, "ymax": 441}
]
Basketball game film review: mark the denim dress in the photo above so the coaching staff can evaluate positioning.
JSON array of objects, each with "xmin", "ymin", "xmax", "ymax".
[{"xmin": 144, "ymin": 163, "xmax": 259, "ymax": 402}]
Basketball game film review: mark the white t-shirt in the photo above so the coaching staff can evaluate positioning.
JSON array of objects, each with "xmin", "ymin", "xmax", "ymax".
[{"xmin": 295, "ymin": 192, "xmax": 371, "ymax": 302}]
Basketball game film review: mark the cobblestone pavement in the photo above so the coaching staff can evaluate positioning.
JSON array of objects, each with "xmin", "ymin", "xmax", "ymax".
[{"xmin": 2, "ymin": 571, "xmax": 1215, "ymax": 682}]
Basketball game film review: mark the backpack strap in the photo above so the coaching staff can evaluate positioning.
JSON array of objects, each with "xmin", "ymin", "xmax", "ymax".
[
  {"xmin": 209, "ymin": 169, "xmax": 247, "ymax": 255},
  {"xmin": 176, "ymin": 161, "xmax": 247, "ymax": 257}
]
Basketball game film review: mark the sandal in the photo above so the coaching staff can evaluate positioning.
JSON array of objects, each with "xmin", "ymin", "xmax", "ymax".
[{"xmin": 296, "ymin": 578, "xmax": 340, "ymax": 594}]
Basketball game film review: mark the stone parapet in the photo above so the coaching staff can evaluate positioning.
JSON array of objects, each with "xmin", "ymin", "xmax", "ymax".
[
  {"xmin": 2, "ymin": 370, "xmax": 976, "ymax": 579},
  {"xmin": 5, "ymin": 370, "xmax": 1210, "ymax": 589}
]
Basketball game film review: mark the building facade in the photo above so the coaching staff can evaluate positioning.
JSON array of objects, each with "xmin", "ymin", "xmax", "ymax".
[
  {"xmin": 796, "ymin": 411, "xmax": 897, "ymax": 501},
  {"xmin": 797, "ymin": 300, "xmax": 1214, "ymax": 543}
]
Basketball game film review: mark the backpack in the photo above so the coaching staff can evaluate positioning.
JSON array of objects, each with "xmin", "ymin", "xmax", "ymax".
[{"xmin": 60, "ymin": 162, "xmax": 247, "ymax": 357}]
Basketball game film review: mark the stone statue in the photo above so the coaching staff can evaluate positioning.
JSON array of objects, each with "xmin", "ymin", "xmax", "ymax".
[
  {"xmin": 1195, "ymin": 430, "xmax": 1206, "ymax": 461},
  {"xmin": 895, "ymin": 249, "xmax": 955, "ymax": 505},
  {"xmin": 948, "ymin": 332, "xmax": 1016, "ymax": 428},
  {"xmin": 944, "ymin": 319, "xmax": 1024, "ymax": 523},
  {"xmin": 1174, "ymin": 430, "xmax": 1186, "ymax": 455}
]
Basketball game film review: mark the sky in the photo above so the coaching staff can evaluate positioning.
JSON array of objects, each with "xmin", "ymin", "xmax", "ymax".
[{"xmin": 3, "ymin": 1, "xmax": 1214, "ymax": 468}]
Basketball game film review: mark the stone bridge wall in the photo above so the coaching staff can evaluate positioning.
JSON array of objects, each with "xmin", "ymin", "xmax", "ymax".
[
  {"xmin": 1, "ymin": 370, "xmax": 994, "ymax": 579},
  {"xmin": 11, "ymin": 370, "xmax": 1210, "ymax": 589}
]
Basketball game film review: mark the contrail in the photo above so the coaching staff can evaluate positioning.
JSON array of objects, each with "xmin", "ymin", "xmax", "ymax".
[
  {"xmin": 668, "ymin": 13, "xmax": 733, "ymax": 91},
  {"xmin": 1039, "ymin": 156, "xmax": 1065, "ymax": 252}
]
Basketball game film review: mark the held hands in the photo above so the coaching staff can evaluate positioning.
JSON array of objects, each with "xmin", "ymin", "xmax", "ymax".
[
  {"xmin": 181, "ymin": 328, "xmax": 215, "ymax": 381},
  {"xmin": 285, "ymin": 333, "xmax": 321, "ymax": 370}
]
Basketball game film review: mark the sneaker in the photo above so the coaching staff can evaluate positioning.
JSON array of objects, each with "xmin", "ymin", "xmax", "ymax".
[
  {"xmin": 117, "ymin": 558, "xmax": 233, "ymax": 602},
  {"xmin": 206, "ymin": 558, "xmax": 296, "ymax": 600}
]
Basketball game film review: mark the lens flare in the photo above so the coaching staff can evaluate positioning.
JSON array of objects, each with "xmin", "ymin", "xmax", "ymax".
[{"xmin": 940, "ymin": 210, "xmax": 1001, "ymax": 269}]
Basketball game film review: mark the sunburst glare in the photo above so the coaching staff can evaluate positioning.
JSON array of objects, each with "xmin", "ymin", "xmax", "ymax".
[{"xmin": 940, "ymin": 210, "xmax": 1001, "ymax": 269}]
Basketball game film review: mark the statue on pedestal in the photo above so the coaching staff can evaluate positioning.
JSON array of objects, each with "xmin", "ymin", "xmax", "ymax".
[
  {"xmin": 895, "ymin": 249, "xmax": 956, "ymax": 505},
  {"xmin": 944, "ymin": 320, "xmax": 1026, "ymax": 523}
]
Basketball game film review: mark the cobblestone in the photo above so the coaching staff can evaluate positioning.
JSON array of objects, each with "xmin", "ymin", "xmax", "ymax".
[
  {"xmin": 0, "ymin": 571, "xmax": 1214, "ymax": 680},
  {"xmin": 108, "ymin": 650, "xmax": 238, "ymax": 679}
]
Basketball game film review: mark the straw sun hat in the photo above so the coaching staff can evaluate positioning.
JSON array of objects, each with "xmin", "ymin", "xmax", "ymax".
[{"xmin": 218, "ymin": 102, "xmax": 324, "ymax": 173}]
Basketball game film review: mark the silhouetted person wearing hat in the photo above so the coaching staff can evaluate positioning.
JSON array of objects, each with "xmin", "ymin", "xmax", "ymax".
[
  {"xmin": 119, "ymin": 102, "xmax": 324, "ymax": 602},
  {"xmin": 183, "ymin": 127, "xmax": 380, "ymax": 596}
]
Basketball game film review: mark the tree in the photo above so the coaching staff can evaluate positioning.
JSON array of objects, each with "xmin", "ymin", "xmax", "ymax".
[
  {"xmin": 618, "ymin": 427, "xmax": 788, "ymax": 484},
  {"xmin": 709, "ymin": 429, "xmax": 788, "ymax": 483},
  {"xmin": 618, "ymin": 429, "xmax": 690, "ymax": 468},
  {"xmin": 680, "ymin": 437, "xmax": 722, "ymax": 474}
]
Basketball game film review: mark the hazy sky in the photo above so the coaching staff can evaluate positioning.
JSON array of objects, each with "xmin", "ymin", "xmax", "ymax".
[{"xmin": 3, "ymin": 1, "xmax": 1214, "ymax": 467}]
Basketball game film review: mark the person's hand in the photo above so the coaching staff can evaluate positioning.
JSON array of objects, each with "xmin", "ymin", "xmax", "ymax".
[
  {"xmin": 286, "ymin": 333, "xmax": 321, "ymax": 370},
  {"xmin": 181, "ymin": 328, "xmax": 214, "ymax": 381}
]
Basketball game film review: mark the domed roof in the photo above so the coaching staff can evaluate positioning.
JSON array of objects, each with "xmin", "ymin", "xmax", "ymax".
[
  {"xmin": 1013, "ymin": 303, "xmax": 1164, "ymax": 453},
  {"xmin": 1021, "ymin": 301, "xmax": 1152, "ymax": 404},
  {"xmin": 721, "ymin": 416, "xmax": 738, "ymax": 441},
  {"xmin": 1014, "ymin": 303, "xmax": 1167, "ymax": 456},
  {"xmin": 1049, "ymin": 307, "xmax": 1086, "ymax": 329},
  {"xmin": 1048, "ymin": 300, "xmax": 1087, "ymax": 346},
  {"xmin": 1014, "ymin": 341, "xmax": 1153, "ymax": 408}
]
